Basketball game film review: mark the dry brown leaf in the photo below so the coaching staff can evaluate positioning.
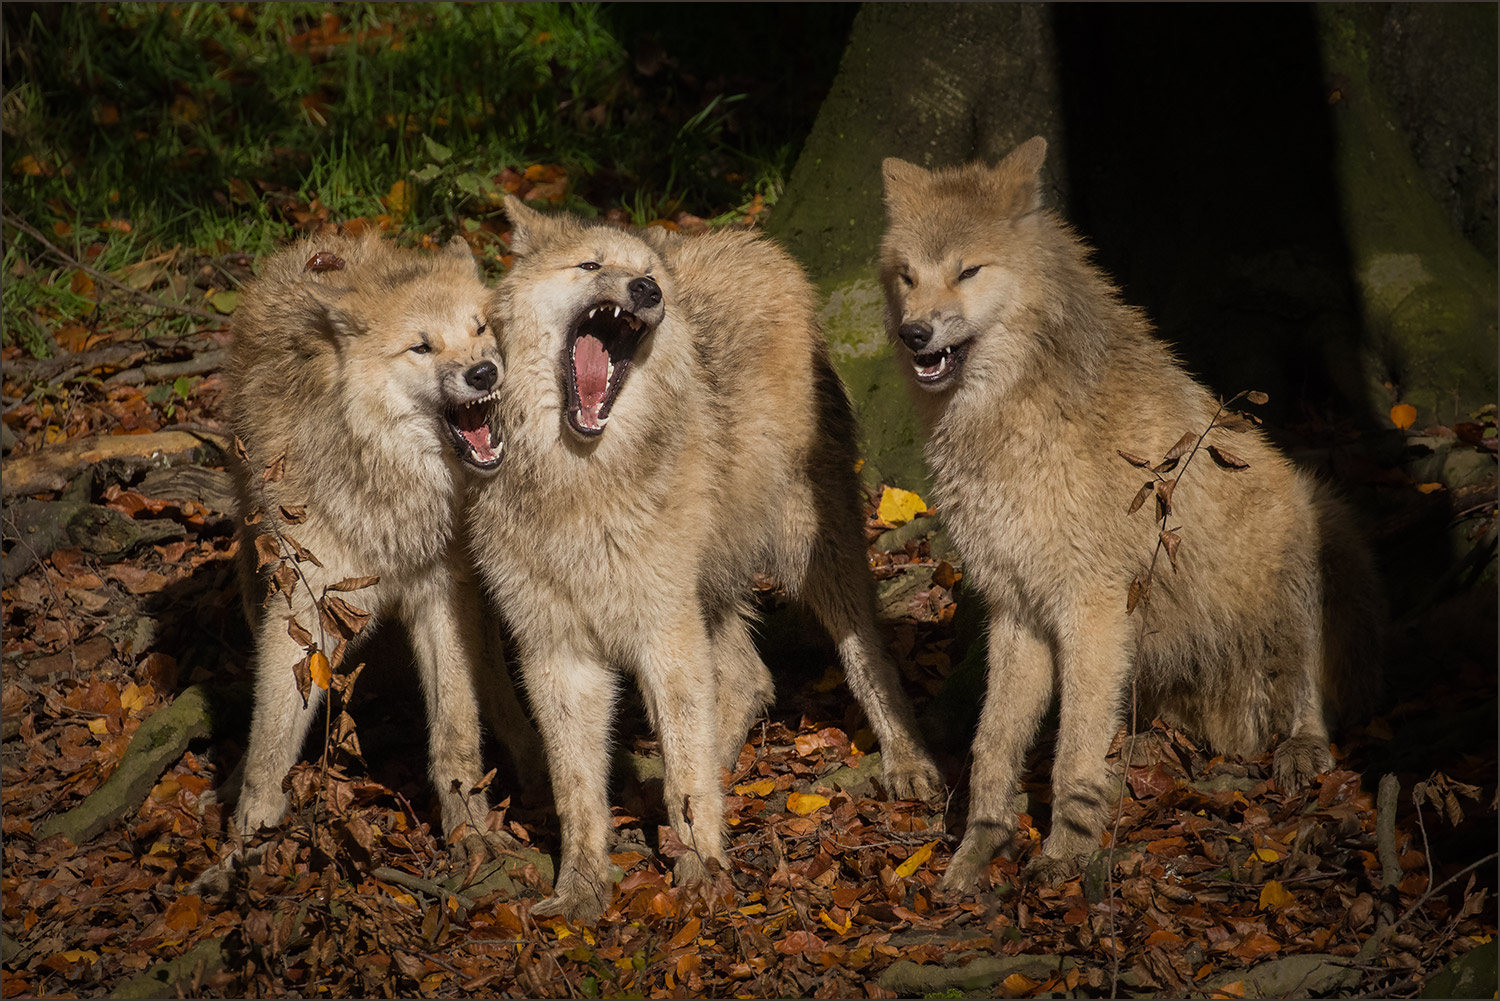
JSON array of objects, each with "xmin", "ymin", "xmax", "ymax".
[
  {"xmin": 287, "ymin": 616, "xmax": 314, "ymax": 648},
  {"xmin": 320, "ymin": 595, "xmax": 371, "ymax": 639},
  {"xmin": 1155, "ymin": 478, "xmax": 1177, "ymax": 518},
  {"xmin": 1245, "ymin": 390, "xmax": 1269, "ymax": 405},
  {"xmin": 1128, "ymin": 480, "xmax": 1155, "ymax": 515},
  {"xmin": 279, "ymin": 504, "xmax": 308, "ymax": 523},
  {"xmin": 283, "ymin": 533, "xmax": 324, "ymax": 567},
  {"xmin": 263, "ymin": 452, "xmax": 286, "ymax": 483},
  {"xmin": 327, "ymin": 575, "xmax": 380, "ymax": 592},
  {"xmin": 254, "ymin": 534, "xmax": 281, "ymax": 569},
  {"xmin": 1160, "ymin": 528, "xmax": 1181, "ymax": 571},
  {"xmin": 1118, "ymin": 449, "xmax": 1152, "ymax": 468},
  {"xmin": 1207, "ymin": 445, "xmax": 1249, "ymax": 471}
]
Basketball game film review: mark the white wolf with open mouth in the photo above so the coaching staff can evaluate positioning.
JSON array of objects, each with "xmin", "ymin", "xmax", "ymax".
[{"xmin": 469, "ymin": 197, "xmax": 942, "ymax": 922}]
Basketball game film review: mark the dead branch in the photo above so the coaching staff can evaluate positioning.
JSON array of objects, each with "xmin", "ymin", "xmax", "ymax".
[
  {"xmin": 2, "ymin": 428, "xmax": 231, "ymax": 498},
  {"xmin": 105, "ymin": 348, "xmax": 229, "ymax": 386}
]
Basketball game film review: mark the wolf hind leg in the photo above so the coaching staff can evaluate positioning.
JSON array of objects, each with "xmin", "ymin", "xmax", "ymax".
[
  {"xmin": 943, "ymin": 612, "xmax": 1054, "ymax": 893},
  {"xmin": 473, "ymin": 599, "xmax": 547, "ymax": 791},
  {"xmin": 790, "ymin": 530, "xmax": 942, "ymax": 801},
  {"xmin": 707, "ymin": 604, "xmax": 774, "ymax": 772}
]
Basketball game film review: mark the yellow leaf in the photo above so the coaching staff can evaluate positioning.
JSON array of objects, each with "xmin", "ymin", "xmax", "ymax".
[
  {"xmin": 208, "ymin": 290, "xmax": 239, "ymax": 314},
  {"xmin": 877, "ymin": 486, "xmax": 927, "ymax": 526},
  {"xmin": 785, "ymin": 792, "xmax": 829, "ymax": 816},
  {"xmin": 385, "ymin": 179, "xmax": 412, "ymax": 218},
  {"xmin": 119, "ymin": 682, "xmax": 144, "ymax": 713},
  {"xmin": 1252, "ymin": 846, "xmax": 1282, "ymax": 863},
  {"xmin": 1258, "ymin": 879, "xmax": 1294, "ymax": 911},
  {"xmin": 894, "ymin": 840, "xmax": 937, "ymax": 878},
  {"xmin": 1002, "ymin": 973, "xmax": 1038, "ymax": 993},
  {"xmin": 737, "ymin": 903, "xmax": 766, "ymax": 917},
  {"xmin": 70, "ymin": 271, "xmax": 95, "ymax": 298},
  {"xmin": 390, "ymin": 890, "xmax": 417, "ymax": 908},
  {"xmin": 1415, "ymin": 482, "xmax": 1445, "ymax": 494},
  {"xmin": 88, "ymin": 718, "xmax": 109, "ymax": 735},
  {"xmin": 733, "ymin": 778, "xmax": 776, "ymax": 797},
  {"xmin": 818, "ymin": 909, "xmax": 851, "ymax": 935},
  {"xmin": 812, "ymin": 664, "xmax": 845, "ymax": 693},
  {"xmin": 1389, "ymin": 403, "xmax": 1417, "ymax": 430},
  {"xmin": 14, "ymin": 154, "xmax": 44, "ymax": 176},
  {"xmin": 309, "ymin": 650, "xmax": 331, "ymax": 690}
]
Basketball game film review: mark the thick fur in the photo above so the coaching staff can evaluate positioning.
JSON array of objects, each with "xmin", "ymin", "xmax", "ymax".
[
  {"xmin": 229, "ymin": 231, "xmax": 539, "ymax": 842},
  {"xmin": 879, "ymin": 140, "xmax": 1383, "ymax": 892},
  {"xmin": 470, "ymin": 197, "xmax": 942, "ymax": 923}
]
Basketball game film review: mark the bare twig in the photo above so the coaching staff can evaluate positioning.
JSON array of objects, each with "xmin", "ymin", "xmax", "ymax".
[
  {"xmin": 371, "ymin": 866, "xmax": 476, "ymax": 910},
  {"xmin": 1375, "ymin": 773, "xmax": 1402, "ymax": 934},
  {"xmin": 106, "ymin": 348, "xmax": 229, "ymax": 386},
  {"xmin": 2, "ymin": 208, "xmax": 228, "ymax": 326}
]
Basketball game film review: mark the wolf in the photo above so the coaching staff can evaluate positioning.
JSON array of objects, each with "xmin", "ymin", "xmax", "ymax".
[
  {"xmin": 468, "ymin": 196, "xmax": 943, "ymax": 922},
  {"xmin": 228, "ymin": 231, "xmax": 539, "ymax": 844},
  {"xmin": 879, "ymin": 138, "xmax": 1382, "ymax": 892}
]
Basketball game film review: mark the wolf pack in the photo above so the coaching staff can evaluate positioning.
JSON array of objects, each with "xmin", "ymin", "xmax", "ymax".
[{"xmin": 227, "ymin": 138, "xmax": 1381, "ymax": 923}]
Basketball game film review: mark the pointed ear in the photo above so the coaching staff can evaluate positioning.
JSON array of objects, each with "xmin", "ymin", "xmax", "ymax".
[
  {"xmin": 994, "ymin": 136, "xmax": 1048, "ymax": 215},
  {"xmin": 881, "ymin": 157, "xmax": 928, "ymax": 210},
  {"xmin": 503, "ymin": 195, "xmax": 549, "ymax": 256},
  {"xmin": 302, "ymin": 283, "xmax": 362, "ymax": 339},
  {"xmin": 443, "ymin": 234, "xmax": 481, "ymax": 278}
]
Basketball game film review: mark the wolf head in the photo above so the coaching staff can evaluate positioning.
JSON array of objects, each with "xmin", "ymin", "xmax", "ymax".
[
  {"xmin": 879, "ymin": 136, "xmax": 1052, "ymax": 395},
  {"xmin": 298, "ymin": 234, "xmax": 505, "ymax": 473},
  {"xmin": 500, "ymin": 196, "xmax": 669, "ymax": 440}
]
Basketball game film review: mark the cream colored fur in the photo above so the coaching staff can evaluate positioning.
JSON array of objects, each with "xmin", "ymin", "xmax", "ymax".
[
  {"xmin": 470, "ymin": 197, "xmax": 942, "ymax": 923},
  {"xmin": 228, "ymin": 232, "xmax": 539, "ymax": 842},
  {"xmin": 879, "ymin": 139, "xmax": 1382, "ymax": 892}
]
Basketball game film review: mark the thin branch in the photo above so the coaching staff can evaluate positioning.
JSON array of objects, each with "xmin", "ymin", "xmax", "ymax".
[{"xmin": 2, "ymin": 209, "xmax": 228, "ymax": 326}]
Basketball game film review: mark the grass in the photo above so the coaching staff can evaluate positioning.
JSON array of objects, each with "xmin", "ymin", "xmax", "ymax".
[{"xmin": 1, "ymin": 2, "xmax": 834, "ymax": 358}]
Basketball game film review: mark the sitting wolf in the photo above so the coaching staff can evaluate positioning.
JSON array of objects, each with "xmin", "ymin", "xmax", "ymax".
[
  {"xmin": 469, "ymin": 196, "xmax": 943, "ymax": 922},
  {"xmin": 879, "ymin": 138, "xmax": 1382, "ymax": 891},
  {"xmin": 229, "ymin": 232, "xmax": 538, "ymax": 842}
]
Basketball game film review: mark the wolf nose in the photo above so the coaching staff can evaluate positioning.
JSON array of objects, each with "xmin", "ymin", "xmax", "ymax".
[
  {"xmin": 628, "ymin": 276, "xmax": 661, "ymax": 310},
  {"xmin": 898, "ymin": 322, "xmax": 933, "ymax": 351},
  {"xmin": 465, "ymin": 361, "xmax": 499, "ymax": 392}
]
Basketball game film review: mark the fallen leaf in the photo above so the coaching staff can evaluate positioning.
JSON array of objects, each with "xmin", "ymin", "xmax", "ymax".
[
  {"xmin": 385, "ymin": 179, "xmax": 413, "ymax": 218},
  {"xmin": 209, "ymin": 290, "xmax": 239, "ymax": 314},
  {"xmin": 786, "ymin": 792, "xmax": 829, "ymax": 816},
  {"xmin": 893, "ymin": 840, "xmax": 936, "ymax": 878},
  {"xmin": 1389, "ymin": 403, "xmax": 1417, "ymax": 430},
  {"xmin": 734, "ymin": 778, "xmax": 776, "ymax": 797},
  {"xmin": 1258, "ymin": 879, "xmax": 1293, "ymax": 911},
  {"xmin": 1415, "ymin": 482, "xmax": 1445, "ymax": 494},
  {"xmin": 877, "ymin": 486, "xmax": 927, "ymax": 526}
]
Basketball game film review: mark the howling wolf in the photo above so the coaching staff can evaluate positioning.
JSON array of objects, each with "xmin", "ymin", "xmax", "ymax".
[
  {"xmin": 229, "ymin": 232, "xmax": 538, "ymax": 843},
  {"xmin": 880, "ymin": 138, "xmax": 1382, "ymax": 891},
  {"xmin": 469, "ymin": 196, "xmax": 943, "ymax": 922}
]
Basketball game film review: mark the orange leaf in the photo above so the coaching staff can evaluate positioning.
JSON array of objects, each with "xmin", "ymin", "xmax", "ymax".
[
  {"xmin": 1389, "ymin": 403, "xmax": 1417, "ymax": 430},
  {"xmin": 385, "ymin": 179, "xmax": 412, "ymax": 218},
  {"xmin": 785, "ymin": 792, "xmax": 829, "ymax": 816},
  {"xmin": 309, "ymin": 650, "xmax": 331, "ymax": 690},
  {"xmin": 1415, "ymin": 482, "xmax": 1445, "ymax": 494},
  {"xmin": 1258, "ymin": 879, "xmax": 1294, "ymax": 911}
]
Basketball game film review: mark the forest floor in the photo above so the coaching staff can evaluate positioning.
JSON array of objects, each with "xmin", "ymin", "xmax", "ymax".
[{"xmin": 2, "ymin": 200, "xmax": 1498, "ymax": 1000}]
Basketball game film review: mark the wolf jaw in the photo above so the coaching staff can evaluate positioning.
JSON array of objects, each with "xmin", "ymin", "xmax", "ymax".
[
  {"xmin": 910, "ymin": 339, "xmax": 971, "ymax": 389},
  {"xmin": 564, "ymin": 301, "xmax": 651, "ymax": 437},
  {"xmin": 446, "ymin": 390, "xmax": 504, "ymax": 470}
]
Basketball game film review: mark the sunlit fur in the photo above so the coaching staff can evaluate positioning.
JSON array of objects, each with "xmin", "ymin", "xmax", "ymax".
[
  {"xmin": 229, "ymin": 232, "xmax": 539, "ymax": 842},
  {"xmin": 880, "ymin": 139, "xmax": 1383, "ymax": 892},
  {"xmin": 470, "ymin": 196, "xmax": 942, "ymax": 923}
]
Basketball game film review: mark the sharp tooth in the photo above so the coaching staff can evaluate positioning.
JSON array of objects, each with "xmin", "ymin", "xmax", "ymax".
[{"xmin": 613, "ymin": 306, "xmax": 620, "ymax": 318}]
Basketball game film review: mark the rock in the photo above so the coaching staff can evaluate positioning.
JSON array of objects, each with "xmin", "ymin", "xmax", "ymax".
[
  {"xmin": 1199, "ymin": 953, "xmax": 1356, "ymax": 998},
  {"xmin": 879, "ymin": 953, "xmax": 1075, "ymax": 994}
]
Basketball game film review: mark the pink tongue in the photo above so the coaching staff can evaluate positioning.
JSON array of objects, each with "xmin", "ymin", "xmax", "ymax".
[
  {"xmin": 573, "ymin": 335, "xmax": 610, "ymax": 413},
  {"xmin": 453, "ymin": 405, "xmax": 495, "ymax": 460}
]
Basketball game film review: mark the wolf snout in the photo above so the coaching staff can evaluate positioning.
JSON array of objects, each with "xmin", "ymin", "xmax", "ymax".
[
  {"xmin": 628, "ymin": 276, "xmax": 661, "ymax": 310},
  {"xmin": 465, "ymin": 360, "xmax": 499, "ymax": 392},
  {"xmin": 898, "ymin": 321, "xmax": 933, "ymax": 352}
]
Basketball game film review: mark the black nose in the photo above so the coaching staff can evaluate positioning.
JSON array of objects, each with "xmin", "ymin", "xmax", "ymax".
[
  {"xmin": 898, "ymin": 322, "xmax": 933, "ymax": 352},
  {"xmin": 465, "ymin": 360, "xmax": 498, "ymax": 392},
  {"xmin": 628, "ymin": 276, "xmax": 661, "ymax": 310}
]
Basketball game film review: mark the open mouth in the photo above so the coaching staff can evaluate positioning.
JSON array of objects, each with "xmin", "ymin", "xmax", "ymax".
[
  {"xmin": 910, "ymin": 340, "xmax": 971, "ymax": 387},
  {"xmin": 446, "ymin": 390, "xmax": 504, "ymax": 470},
  {"xmin": 563, "ymin": 302, "xmax": 650, "ymax": 437}
]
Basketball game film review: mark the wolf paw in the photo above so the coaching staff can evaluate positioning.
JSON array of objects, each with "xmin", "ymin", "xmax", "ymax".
[
  {"xmin": 232, "ymin": 788, "xmax": 288, "ymax": 836},
  {"xmin": 1021, "ymin": 851, "xmax": 1086, "ymax": 886},
  {"xmin": 880, "ymin": 751, "xmax": 945, "ymax": 802},
  {"xmin": 938, "ymin": 821, "xmax": 1011, "ymax": 895},
  {"xmin": 533, "ymin": 866, "xmax": 613, "ymax": 926},
  {"xmin": 1272, "ymin": 735, "xmax": 1333, "ymax": 793}
]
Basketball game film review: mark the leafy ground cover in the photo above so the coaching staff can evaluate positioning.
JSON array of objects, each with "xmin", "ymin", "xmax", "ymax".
[{"xmin": 3, "ymin": 3, "xmax": 1497, "ymax": 998}]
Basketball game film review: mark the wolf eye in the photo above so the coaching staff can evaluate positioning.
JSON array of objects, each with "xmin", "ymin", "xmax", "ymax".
[
  {"xmin": 899, "ymin": 274, "xmax": 914, "ymax": 288},
  {"xmin": 578, "ymin": 261, "xmax": 601, "ymax": 271},
  {"xmin": 409, "ymin": 342, "xmax": 432, "ymax": 355},
  {"xmin": 475, "ymin": 321, "xmax": 487, "ymax": 336},
  {"xmin": 958, "ymin": 265, "xmax": 982, "ymax": 281}
]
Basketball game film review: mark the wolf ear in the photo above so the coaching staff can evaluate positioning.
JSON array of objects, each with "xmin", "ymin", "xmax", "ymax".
[
  {"xmin": 443, "ymin": 234, "xmax": 481, "ymax": 278},
  {"xmin": 302, "ymin": 283, "xmax": 362, "ymax": 339},
  {"xmin": 881, "ymin": 158, "xmax": 928, "ymax": 210},
  {"xmin": 993, "ymin": 136, "xmax": 1048, "ymax": 215},
  {"xmin": 503, "ymin": 195, "xmax": 550, "ymax": 257}
]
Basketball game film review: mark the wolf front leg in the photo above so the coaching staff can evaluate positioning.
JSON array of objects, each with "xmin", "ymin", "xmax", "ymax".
[
  {"xmin": 636, "ymin": 618, "xmax": 732, "ymax": 891},
  {"xmin": 706, "ymin": 604, "xmax": 774, "ymax": 772},
  {"xmin": 942, "ymin": 612, "xmax": 1054, "ymax": 894},
  {"xmin": 235, "ymin": 589, "xmax": 331, "ymax": 835},
  {"xmin": 1024, "ymin": 598, "xmax": 1133, "ymax": 885},
  {"xmin": 522, "ymin": 642, "xmax": 620, "ymax": 924},
  {"xmin": 400, "ymin": 565, "xmax": 494, "ymax": 840}
]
